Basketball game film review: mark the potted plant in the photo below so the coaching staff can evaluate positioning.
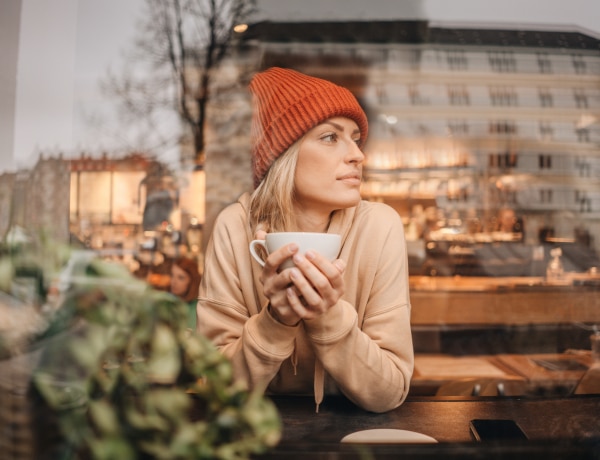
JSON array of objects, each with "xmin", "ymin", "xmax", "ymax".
[{"xmin": 0, "ymin": 235, "xmax": 281, "ymax": 459}]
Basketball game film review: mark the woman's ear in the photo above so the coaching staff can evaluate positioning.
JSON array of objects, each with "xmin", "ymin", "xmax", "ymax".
[{"xmin": 254, "ymin": 229, "xmax": 267, "ymax": 241}]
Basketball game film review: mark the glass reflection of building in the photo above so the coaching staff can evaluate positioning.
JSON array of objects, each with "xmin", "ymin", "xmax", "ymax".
[
  {"xmin": 225, "ymin": 21, "xmax": 600, "ymax": 357},
  {"xmin": 238, "ymin": 20, "xmax": 600, "ymax": 277}
]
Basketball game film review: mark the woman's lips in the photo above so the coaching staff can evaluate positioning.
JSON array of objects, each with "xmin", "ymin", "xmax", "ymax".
[{"xmin": 338, "ymin": 173, "xmax": 362, "ymax": 185}]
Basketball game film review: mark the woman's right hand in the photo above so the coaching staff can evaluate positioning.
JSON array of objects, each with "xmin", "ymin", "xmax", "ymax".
[{"xmin": 255, "ymin": 230, "xmax": 302, "ymax": 326}]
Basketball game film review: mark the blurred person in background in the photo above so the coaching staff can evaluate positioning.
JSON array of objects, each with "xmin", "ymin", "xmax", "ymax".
[
  {"xmin": 170, "ymin": 257, "xmax": 201, "ymax": 329},
  {"xmin": 496, "ymin": 207, "xmax": 524, "ymax": 240},
  {"xmin": 496, "ymin": 207, "xmax": 517, "ymax": 233}
]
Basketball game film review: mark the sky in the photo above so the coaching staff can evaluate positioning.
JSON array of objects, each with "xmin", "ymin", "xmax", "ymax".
[{"xmin": 2, "ymin": 0, "xmax": 600, "ymax": 173}]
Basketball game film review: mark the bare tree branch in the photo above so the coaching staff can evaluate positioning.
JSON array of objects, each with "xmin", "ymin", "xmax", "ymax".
[{"xmin": 100, "ymin": 0, "xmax": 256, "ymax": 166}]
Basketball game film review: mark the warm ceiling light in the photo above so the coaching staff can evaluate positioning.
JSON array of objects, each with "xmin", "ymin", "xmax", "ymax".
[{"xmin": 234, "ymin": 23, "xmax": 248, "ymax": 33}]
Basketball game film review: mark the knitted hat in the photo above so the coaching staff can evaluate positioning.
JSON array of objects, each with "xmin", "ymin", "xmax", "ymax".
[{"xmin": 249, "ymin": 67, "xmax": 368, "ymax": 188}]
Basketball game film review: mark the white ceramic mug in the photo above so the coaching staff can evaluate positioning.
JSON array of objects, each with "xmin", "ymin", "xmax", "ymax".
[{"xmin": 249, "ymin": 232, "xmax": 341, "ymax": 269}]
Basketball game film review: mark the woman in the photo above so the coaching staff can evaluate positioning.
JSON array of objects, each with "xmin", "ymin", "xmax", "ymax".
[
  {"xmin": 197, "ymin": 67, "xmax": 413, "ymax": 413},
  {"xmin": 170, "ymin": 256, "xmax": 201, "ymax": 329},
  {"xmin": 496, "ymin": 207, "xmax": 517, "ymax": 233}
]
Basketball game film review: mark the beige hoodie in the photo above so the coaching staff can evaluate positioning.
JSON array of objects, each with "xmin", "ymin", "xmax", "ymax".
[{"xmin": 197, "ymin": 193, "xmax": 414, "ymax": 413}]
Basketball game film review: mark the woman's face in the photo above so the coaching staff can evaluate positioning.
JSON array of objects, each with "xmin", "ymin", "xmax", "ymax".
[
  {"xmin": 170, "ymin": 264, "xmax": 191, "ymax": 298},
  {"xmin": 294, "ymin": 117, "xmax": 365, "ymax": 218}
]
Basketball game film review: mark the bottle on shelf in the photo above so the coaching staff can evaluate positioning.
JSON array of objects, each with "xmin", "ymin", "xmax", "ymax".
[{"xmin": 546, "ymin": 247, "xmax": 565, "ymax": 283}]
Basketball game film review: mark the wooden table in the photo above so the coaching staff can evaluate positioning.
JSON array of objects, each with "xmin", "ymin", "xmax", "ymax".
[
  {"xmin": 411, "ymin": 352, "xmax": 594, "ymax": 396},
  {"xmin": 496, "ymin": 352, "xmax": 593, "ymax": 390},
  {"xmin": 255, "ymin": 395, "xmax": 600, "ymax": 459}
]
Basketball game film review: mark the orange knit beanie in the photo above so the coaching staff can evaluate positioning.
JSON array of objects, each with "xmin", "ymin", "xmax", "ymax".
[{"xmin": 249, "ymin": 67, "xmax": 368, "ymax": 188}]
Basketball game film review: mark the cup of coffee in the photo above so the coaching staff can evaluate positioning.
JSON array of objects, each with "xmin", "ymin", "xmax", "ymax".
[{"xmin": 249, "ymin": 232, "xmax": 341, "ymax": 270}]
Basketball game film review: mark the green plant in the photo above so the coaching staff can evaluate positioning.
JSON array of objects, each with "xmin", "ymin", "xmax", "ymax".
[
  {"xmin": 1, "ymin": 240, "xmax": 281, "ymax": 459},
  {"xmin": 0, "ymin": 233, "xmax": 70, "ymax": 359}
]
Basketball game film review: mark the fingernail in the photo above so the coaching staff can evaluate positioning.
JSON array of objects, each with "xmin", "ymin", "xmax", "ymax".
[
  {"xmin": 334, "ymin": 260, "xmax": 346, "ymax": 272},
  {"xmin": 305, "ymin": 250, "xmax": 315, "ymax": 260},
  {"xmin": 288, "ymin": 243, "xmax": 298, "ymax": 253},
  {"xmin": 290, "ymin": 268, "xmax": 299, "ymax": 279},
  {"xmin": 293, "ymin": 253, "xmax": 304, "ymax": 264}
]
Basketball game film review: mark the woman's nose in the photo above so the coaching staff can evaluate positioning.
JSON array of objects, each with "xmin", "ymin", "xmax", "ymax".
[{"xmin": 347, "ymin": 141, "xmax": 365, "ymax": 163}]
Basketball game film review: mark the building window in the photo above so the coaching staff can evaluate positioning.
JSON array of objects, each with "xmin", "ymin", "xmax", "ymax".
[
  {"xmin": 409, "ymin": 49, "xmax": 422, "ymax": 70},
  {"xmin": 488, "ymin": 51, "xmax": 516, "ymax": 73},
  {"xmin": 407, "ymin": 84, "xmax": 427, "ymax": 105},
  {"xmin": 489, "ymin": 121, "xmax": 517, "ymax": 135},
  {"xmin": 580, "ymin": 196, "xmax": 592, "ymax": 213},
  {"xmin": 577, "ymin": 128, "xmax": 590, "ymax": 143},
  {"xmin": 575, "ymin": 157, "xmax": 592, "ymax": 177},
  {"xmin": 448, "ymin": 120, "xmax": 469, "ymax": 136},
  {"xmin": 538, "ymin": 154, "xmax": 552, "ymax": 169},
  {"xmin": 572, "ymin": 54, "xmax": 587, "ymax": 74},
  {"xmin": 539, "ymin": 121, "xmax": 554, "ymax": 140},
  {"xmin": 536, "ymin": 52, "xmax": 553, "ymax": 73},
  {"xmin": 489, "ymin": 152, "xmax": 518, "ymax": 168},
  {"xmin": 375, "ymin": 84, "xmax": 387, "ymax": 104},
  {"xmin": 490, "ymin": 86, "xmax": 518, "ymax": 106},
  {"xmin": 538, "ymin": 89, "xmax": 553, "ymax": 107},
  {"xmin": 575, "ymin": 191, "xmax": 592, "ymax": 212},
  {"xmin": 446, "ymin": 50, "xmax": 468, "ymax": 71},
  {"xmin": 540, "ymin": 189, "xmax": 553, "ymax": 204},
  {"xmin": 378, "ymin": 48, "xmax": 390, "ymax": 62},
  {"xmin": 574, "ymin": 89, "xmax": 588, "ymax": 109},
  {"xmin": 447, "ymin": 85, "xmax": 470, "ymax": 106}
]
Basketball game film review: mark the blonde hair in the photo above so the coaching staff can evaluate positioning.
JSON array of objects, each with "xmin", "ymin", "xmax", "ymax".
[{"xmin": 249, "ymin": 138, "xmax": 302, "ymax": 235}]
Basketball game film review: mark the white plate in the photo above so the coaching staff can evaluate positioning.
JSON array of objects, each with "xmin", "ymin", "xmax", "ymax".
[{"xmin": 341, "ymin": 428, "xmax": 438, "ymax": 444}]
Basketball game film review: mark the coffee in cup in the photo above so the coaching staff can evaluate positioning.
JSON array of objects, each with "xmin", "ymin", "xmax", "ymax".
[{"xmin": 249, "ymin": 232, "xmax": 341, "ymax": 270}]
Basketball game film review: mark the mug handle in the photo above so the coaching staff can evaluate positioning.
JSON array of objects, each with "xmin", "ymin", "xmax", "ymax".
[{"xmin": 249, "ymin": 239, "xmax": 267, "ymax": 266}]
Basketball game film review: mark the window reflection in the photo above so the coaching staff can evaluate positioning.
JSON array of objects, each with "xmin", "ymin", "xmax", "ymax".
[
  {"xmin": 240, "ymin": 21, "xmax": 600, "ymax": 399},
  {"xmin": 2, "ymin": 14, "xmax": 599, "ymax": 404}
]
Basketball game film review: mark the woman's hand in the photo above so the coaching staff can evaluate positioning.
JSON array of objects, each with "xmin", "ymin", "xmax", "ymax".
[
  {"xmin": 285, "ymin": 250, "xmax": 346, "ymax": 320},
  {"xmin": 256, "ymin": 229, "xmax": 346, "ymax": 325},
  {"xmin": 256, "ymin": 230, "xmax": 303, "ymax": 326}
]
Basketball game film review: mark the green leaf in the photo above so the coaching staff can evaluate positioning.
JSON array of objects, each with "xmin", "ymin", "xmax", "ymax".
[
  {"xmin": 169, "ymin": 424, "xmax": 197, "ymax": 456},
  {"xmin": 0, "ymin": 258, "xmax": 14, "ymax": 292},
  {"xmin": 34, "ymin": 372, "xmax": 88, "ymax": 410},
  {"xmin": 146, "ymin": 387, "xmax": 191, "ymax": 421},
  {"xmin": 146, "ymin": 324, "xmax": 181, "ymax": 384},
  {"xmin": 138, "ymin": 438, "xmax": 174, "ymax": 460},
  {"xmin": 70, "ymin": 326, "xmax": 109, "ymax": 372},
  {"xmin": 89, "ymin": 437, "xmax": 136, "ymax": 460},
  {"xmin": 89, "ymin": 400, "xmax": 119, "ymax": 436}
]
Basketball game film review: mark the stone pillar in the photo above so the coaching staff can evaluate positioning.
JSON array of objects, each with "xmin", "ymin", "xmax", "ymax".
[{"xmin": 203, "ymin": 59, "xmax": 257, "ymax": 250}]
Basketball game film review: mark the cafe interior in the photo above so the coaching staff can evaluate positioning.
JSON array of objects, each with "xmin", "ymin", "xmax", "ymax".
[{"xmin": 2, "ymin": 10, "xmax": 600, "ymax": 460}]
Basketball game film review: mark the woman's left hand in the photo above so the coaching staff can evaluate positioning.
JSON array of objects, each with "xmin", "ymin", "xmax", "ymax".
[{"xmin": 285, "ymin": 250, "xmax": 346, "ymax": 320}]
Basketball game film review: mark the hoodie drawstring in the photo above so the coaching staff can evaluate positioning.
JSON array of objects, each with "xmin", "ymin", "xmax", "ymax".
[
  {"xmin": 314, "ymin": 360, "xmax": 324, "ymax": 413},
  {"xmin": 291, "ymin": 340, "xmax": 298, "ymax": 375}
]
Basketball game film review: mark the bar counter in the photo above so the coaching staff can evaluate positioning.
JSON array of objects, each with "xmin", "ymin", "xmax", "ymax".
[
  {"xmin": 254, "ymin": 394, "xmax": 600, "ymax": 459},
  {"xmin": 409, "ymin": 275, "xmax": 600, "ymax": 326}
]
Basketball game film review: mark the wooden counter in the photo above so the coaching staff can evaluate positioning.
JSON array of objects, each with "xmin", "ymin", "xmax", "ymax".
[{"xmin": 409, "ymin": 276, "xmax": 600, "ymax": 326}]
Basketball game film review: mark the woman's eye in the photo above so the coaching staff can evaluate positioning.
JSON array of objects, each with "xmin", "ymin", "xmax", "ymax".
[
  {"xmin": 321, "ymin": 133, "xmax": 337, "ymax": 142},
  {"xmin": 353, "ymin": 138, "xmax": 361, "ymax": 145}
]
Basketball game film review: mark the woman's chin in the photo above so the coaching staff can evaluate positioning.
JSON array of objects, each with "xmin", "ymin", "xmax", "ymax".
[{"xmin": 335, "ymin": 192, "xmax": 362, "ymax": 209}]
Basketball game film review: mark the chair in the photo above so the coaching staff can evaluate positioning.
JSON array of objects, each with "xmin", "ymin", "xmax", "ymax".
[
  {"xmin": 573, "ymin": 366, "xmax": 600, "ymax": 395},
  {"xmin": 436, "ymin": 378, "xmax": 527, "ymax": 397}
]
